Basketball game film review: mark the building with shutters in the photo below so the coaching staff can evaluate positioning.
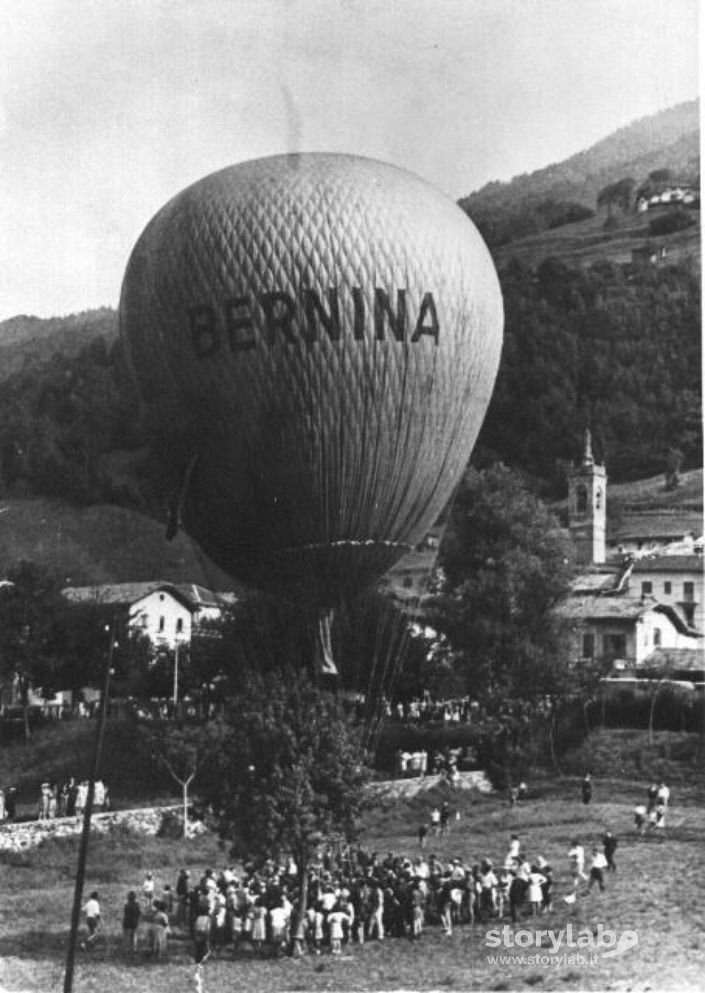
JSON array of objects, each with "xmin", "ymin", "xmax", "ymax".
[{"xmin": 62, "ymin": 581, "xmax": 236, "ymax": 650}]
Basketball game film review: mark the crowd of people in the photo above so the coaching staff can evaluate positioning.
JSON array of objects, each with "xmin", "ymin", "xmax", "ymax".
[
  {"xmin": 633, "ymin": 781, "xmax": 671, "ymax": 833},
  {"xmin": 385, "ymin": 695, "xmax": 554, "ymax": 727},
  {"xmin": 85, "ymin": 817, "xmax": 631, "ymax": 963},
  {"xmin": 0, "ymin": 779, "xmax": 110, "ymax": 822}
]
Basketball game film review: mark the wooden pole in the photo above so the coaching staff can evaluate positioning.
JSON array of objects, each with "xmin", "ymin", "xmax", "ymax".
[{"xmin": 63, "ymin": 622, "xmax": 115, "ymax": 993}]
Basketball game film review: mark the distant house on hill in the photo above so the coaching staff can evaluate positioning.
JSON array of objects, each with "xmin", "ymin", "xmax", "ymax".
[
  {"xmin": 62, "ymin": 581, "xmax": 237, "ymax": 650},
  {"xmin": 606, "ymin": 511, "xmax": 702, "ymax": 558},
  {"xmin": 631, "ymin": 243, "xmax": 667, "ymax": 266}
]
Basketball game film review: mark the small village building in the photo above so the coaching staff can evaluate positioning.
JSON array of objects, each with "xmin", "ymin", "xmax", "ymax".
[
  {"xmin": 628, "ymin": 554, "xmax": 703, "ymax": 632},
  {"xmin": 559, "ymin": 435, "xmax": 703, "ymax": 698},
  {"xmin": 379, "ymin": 530, "xmax": 441, "ymax": 611},
  {"xmin": 554, "ymin": 595, "xmax": 698, "ymax": 668},
  {"xmin": 62, "ymin": 582, "xmax": 235, "ymax": 650}
]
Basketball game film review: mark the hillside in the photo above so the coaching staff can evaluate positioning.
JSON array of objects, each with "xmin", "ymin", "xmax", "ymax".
[
  {"xmin": 461, "ymin": 100, "xmax": 700, "ymax": 237},
  {"xmin": 490, "ymin": 200, "xmax": 701, "ymax": 272},
  {"xmin": 0, "ymin": 308, "xmax": 118, "ymax": 384},
  {"xmin": 0, "ymin": 497, "xmax": 237, "ymax": 590}
]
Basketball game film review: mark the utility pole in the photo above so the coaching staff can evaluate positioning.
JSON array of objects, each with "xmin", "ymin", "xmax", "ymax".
[
  {"xmin": 63, "ymin": 621, "xmax": 116, "ymax": 993},
  {"xmin": 173, "ymin": 640, "xmax": 179, "ymax": 708}
]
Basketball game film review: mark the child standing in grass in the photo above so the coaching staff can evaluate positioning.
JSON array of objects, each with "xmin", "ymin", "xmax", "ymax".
[
  {"xmin": 122, "ymin": 891, "xmax": 141, "ymax": 954},
  {"xmin": 151, "ymin": 900, "xmax": 170, "ymax": 960},
  {"xmin": 586, "ymin": 847, "xmax": 608, "ymax": 893},
  {"xmin": 568, "ymin": 840, "xmax": 587, "ymax": 885},
  {"xmin": 82, "ymin": 891, "xmax": 101, "ymax": 950},
  {"xmin": 527, "ymin": 866, "xmax": 546, "ymax": 916},
  {"xmin": 327, "ymin": 903, "xmax": 348, "ymax": 955}
]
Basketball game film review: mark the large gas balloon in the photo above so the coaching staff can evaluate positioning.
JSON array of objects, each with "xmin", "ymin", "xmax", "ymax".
[{"xmin": 120, "ymin": 153, "xmax": 503, "ymax": 605}]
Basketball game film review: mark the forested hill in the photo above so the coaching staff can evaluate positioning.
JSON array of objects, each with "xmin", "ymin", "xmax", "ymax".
[
  {"xmin": 0, "ymin": 309, "xmax": 117, "ymax": 383},
  {"xmin": 461, "ymin": 100, "xmax": 700, "ymax": 250}
]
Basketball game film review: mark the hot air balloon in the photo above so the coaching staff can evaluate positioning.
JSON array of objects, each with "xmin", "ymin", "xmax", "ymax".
[{"xmin": 120, "ymin": 153, "xmax": 503, "ymax": 623}]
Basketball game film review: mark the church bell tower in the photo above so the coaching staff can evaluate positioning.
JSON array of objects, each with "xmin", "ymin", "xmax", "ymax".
[{"xmin": 568, "ymin": 430, "xmax": 607, "ymax": 565}]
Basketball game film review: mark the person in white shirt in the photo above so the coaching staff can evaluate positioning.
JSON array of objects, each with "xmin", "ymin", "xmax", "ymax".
[
  {"xmin": 587, "ymin": 848, "xmax": 608, "ymax": 892},
  {"xmin": 527, "ymin": 866, "xmax": 547, "ymax": 916},
  {"xmin": 142, "ymin": 871, "xmax": 155, "ymax": 909},
  {"xmin": 82, "ymin": 891, "xmax": 101, "ymax": 949},
  {"xmin": 656, "ymin": 782, "xmax": 670, "ymax": 809},
  {"xmin": 505, "ymin": 834, "xmax": 520, "ymax": 868},
  {"xmin": 568, "ymin": 840, "xmax": 587, "ymax": 884},
  {"xmin": 327, "ymin": 904, "xmax": 350, "ymax": 955}
]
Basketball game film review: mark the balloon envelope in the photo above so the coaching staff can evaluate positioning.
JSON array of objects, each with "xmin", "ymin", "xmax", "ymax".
[{"xmin": 120, "ymin": 153, "xmax": 503, "ymax": 605}]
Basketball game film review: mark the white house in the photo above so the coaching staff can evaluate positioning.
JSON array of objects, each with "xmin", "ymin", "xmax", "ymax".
[
  {"xmin": 63, "ymin": 582, "xmax": 236, "ymax": 650},
  {"xmin": 627, "ymin": 554, "xmax": 703, "ymax": 632},
  {"xmin": 553, "ymin": 594, "xmax": 699, "ymax": 669},
  {"xmin": 378, "ymin": 529, "xmax": 442, "ymax": 611}
]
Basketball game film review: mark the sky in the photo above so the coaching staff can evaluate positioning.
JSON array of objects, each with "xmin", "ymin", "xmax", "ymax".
[{"xmin": 0, "ymin": 0, "xmax": 699, "ymax": 321}]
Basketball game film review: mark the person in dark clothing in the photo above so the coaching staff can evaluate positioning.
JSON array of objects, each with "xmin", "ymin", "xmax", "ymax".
[
  {"xmin": 581, "ymin": 773, "xmax": 592, "ymax": 805},
  {"xmin": 509, "ymin": 874, "xmax": 527, "ymax": 922},
  {"xmin": 66, "ymin": 778, "xmax": 78, "ymax": 817},
  {"xmin": 602, "ymin": 831, "xmax": 618, "ymax": 871},
  {"xmin": 122, "ymin": 891, "xmax": 141, "ymax": 954}
]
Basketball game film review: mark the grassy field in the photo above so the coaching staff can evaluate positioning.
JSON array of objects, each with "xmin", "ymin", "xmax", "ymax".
[
  {"xmin": 1, "ymin": 776, "xmax": 703, "ymax": 993},
  {"xmin": 491, "ymin": 209, "xmax": 701, "ymax": 272}
]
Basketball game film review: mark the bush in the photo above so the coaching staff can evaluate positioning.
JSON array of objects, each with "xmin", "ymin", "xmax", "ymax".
[
  {"xmin": 649, "ymin": 208, "xmax": 696, "ymax": 236},
  {"xmin": 561, "ymin": 728, "xmax": 703, "ymax": 784}
]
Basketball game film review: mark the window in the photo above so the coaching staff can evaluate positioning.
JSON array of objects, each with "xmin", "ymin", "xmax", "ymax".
[
  {"xmin": 641, "ymin": 581, "xmax": 652, "ymax": 596},
  {"xmin": 664, "ymin": 581, "xmax": 672, "ymax": 595},
  {"xmin": 176, "ymin": 618, "xmax": 184, "ymax": 634},
  {"xmin": 603, "ymin": 633, "xmax": 627, "ymax": 659},
  {"xmin": 683, "ymin": 582, "xmax": 694, "ymax": 602},
  {"xmin": 159, "ymin": 616, "xmax": 165, "ymax": 633},
  {"xmin": 582, "ymin": 633, "xmax": 595, "ymax": 659},
  {"xmin": 403, "ymin": 575, "xmax": 414, "ymax": 589},
  {"xmin": 575, "ymin": 484, "xmax": 588, "ymax": 516},
  {"xmin": 653, "ymin": 628, "xmax": 662, "ymax": 647},
  {"xmin": 595, "ymin": 488, "xmax": 602, "ymax": 510}
]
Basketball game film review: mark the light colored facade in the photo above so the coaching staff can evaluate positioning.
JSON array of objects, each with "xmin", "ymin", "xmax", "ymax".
[
  {"xmin": 379, "ymin": 530, "xmax": 442, "ymax": 609},
  {"xmin": 627, "ymin": 555, "xmax": 704, "ymax": 633},
  {"xmin": 554, "ymin": 595, "xmax": 699, "ymax": 668},
  {"xmin": 63, "ymin": 582, "xmax": 234, "ymax": 650}
]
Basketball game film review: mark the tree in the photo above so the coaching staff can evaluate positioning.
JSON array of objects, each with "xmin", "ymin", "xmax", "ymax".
[
  {"xmin": 422, "ymin": 465, "xmax": 576, "ymax": 783},
  {"xmin": 140, "ymin": 720, "xmax": 226, "ymax": 837},
  {"xmin": 0, "ymin": 562, "xmax": 69, "ymax": 738},
  {"xmin": 597, "ymin": 177, "xmax": 636, "ymax": 225},
  {"xmin": 204, "ymin": 667, "xmax": 369, "ymax": 937}
]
